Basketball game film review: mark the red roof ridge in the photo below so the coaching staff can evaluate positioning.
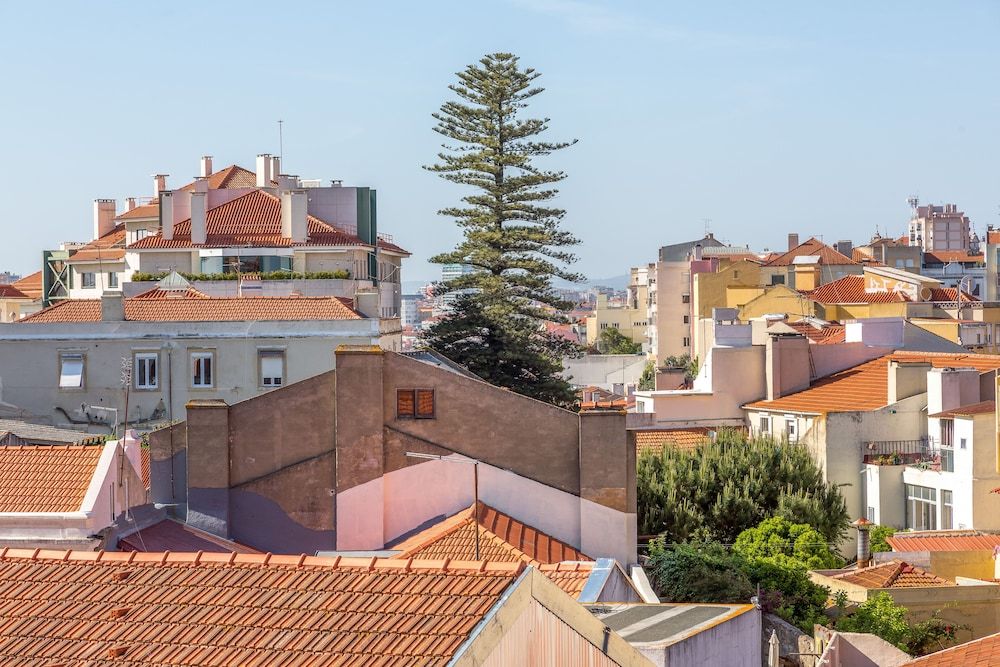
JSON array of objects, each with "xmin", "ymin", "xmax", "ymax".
[{"xmin": 0, "ymin": 547, "xmax": 527, "ymax": 573}]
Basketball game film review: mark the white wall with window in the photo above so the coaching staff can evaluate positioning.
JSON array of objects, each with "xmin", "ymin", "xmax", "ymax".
[
  {"xmin": 190, "ymin": 351, "xmax": 214, "ymax": 389},
  {"xmin": 68, "ymin": 262, "xmax": 127, "ymax": 299},
  {"xmin": 58, "ymin": 352, "xmax": 85, "ymax": 390},
  {"xmin": 258, "ymin": 349, "xmax": 285, "ymax": 388},
  {"xmin": 134, "ymin": 352, "xmax": 159, "ymax": 390}
]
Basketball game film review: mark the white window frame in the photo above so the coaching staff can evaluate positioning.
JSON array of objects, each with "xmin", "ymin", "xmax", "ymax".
[
  {"xmin": 191, "ymin": 351, "xmax": 214, "ymax": 389},
  {"xmin": 759, "ymin": 416, "xmax": 771, "ymax": 434},
  {"xmin": 134, "ymin": 352, "xmax": 159, "ymax": 390},
  {"xmin": 58, "ymin": 353, "xmax": 85, "ymax": 390},
  {"xmin": 785, "ymin": 417, "xmax": 798, "ymax": 442},
  {"xmin": 108, "ymin": 272, "xmax": 119, "ymax": 289},
  {"xmin": 259, "ymin": 350, "xmax": 285, "ymax": 388},
  {"xmin": 81, "ymin": 272, "xmax": 96, "ymax": 289}
]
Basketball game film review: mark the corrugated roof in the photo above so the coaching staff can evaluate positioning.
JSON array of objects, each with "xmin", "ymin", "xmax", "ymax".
[
  {"xmin": 19, "ymin": 294, "xmax": 362, "ymax": 323},
  {"xmin": 929, "ymin": 401, "xmax": 995, "ymax": 419},
  {"xmin": 391, "ymin": 502, "xmax": 588, "ymax": 565},
  {"xmin": 765, "ymin": 238, "xmax": 858, "ymax": 267},
  {"xmin": 746, "ymin": 351, "xmax": 1000, "ymax": 415},
  {"xmin": 831, "ymin": 560, "xmax": 951, "ymax": 588},
  {"xmin": 886, "ymin": 531, "xmax": 1000, "ymax": 552},
  {"xmin": 0, "ymin": 420, "xmax": 103, "ymax": 445},
  {"xmin": 0, "ymin": 550, "xmax": 522, "ymax": 665},
  {"xmin": 128, "ymin": 189, "xmax": 409, "ymax": 254},
  {"xmin": 903, "ymin": 631, "xmax": 1000, "ymax": 666},
  {"xmin": 0, "ymin": 444, "xmax": 105, "ymax": 512},
  {"xmin": 118, "ymin": 519, "xmax": 260, "ymax": 554}
]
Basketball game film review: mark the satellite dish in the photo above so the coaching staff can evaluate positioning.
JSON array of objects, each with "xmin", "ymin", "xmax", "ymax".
[{"xmin": 919, "ymin": 287, "xmax": 933, "ymax": 301}]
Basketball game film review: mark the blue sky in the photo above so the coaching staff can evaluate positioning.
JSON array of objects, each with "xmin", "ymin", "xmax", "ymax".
[{"xmin": 0, "ymin": 1, "xmax": 997, "ymax": 282}]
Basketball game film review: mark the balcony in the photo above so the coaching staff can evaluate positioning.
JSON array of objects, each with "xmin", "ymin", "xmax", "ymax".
[{"xmin": 863, "ymin": 437, "xmax": 954, "ymax": 471}]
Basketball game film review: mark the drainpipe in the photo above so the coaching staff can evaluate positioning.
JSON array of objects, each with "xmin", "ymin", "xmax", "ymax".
[{"xmin": 852, "ymin": 517, "xmax": 873, "ymax": 569}]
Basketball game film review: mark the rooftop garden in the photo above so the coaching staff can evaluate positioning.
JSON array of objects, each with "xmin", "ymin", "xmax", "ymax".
[{"xmin": 132, "ymin": 269, "xmax": 352, "ymax": 282}]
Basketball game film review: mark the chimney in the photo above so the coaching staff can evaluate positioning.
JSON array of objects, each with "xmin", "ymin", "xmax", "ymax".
[
  {"xmin": 887, "ymin": 360, "xmax": 931, "ymax": 404},
  {"xmin": 93, "ymin": 199, "xmax": 116, "ymax": 240},
  {"xmin": 579, "ymin": 410, "xmax": 636, "ymax": 566},
  {"xmin": 193, "ymin": 176, "xmax": 209, "ymax": 194},
  {"xmin": 277, "ymin": 174, "xmax": 299, "ymax": 193},
  {"xmin": 256, "ymin": 153, "xmax": 273, "ymax": 187},
  {"xmin": 153, "ymin": 174, "xmax": 168, "ymax": 198},
  {"xmin": 765, "ymin": 334, "xmax": 811, "ymax": 400},
  {"xmin": 692, "ymin": 243, "xmax": 703, "ymax": 261},
  {"xmin": 787, "ymin": 233, "xmax": 799, "ymax": 251},
  {"xmin": 160, "ymin": 191, "xmax": 175, "ymax": 240},
  {"xmin": 126, "ymin": 197, "xmax": 136, "ymax": 211},
  {"xmin": 353, "ymin": 288, "xmax": 379, "ymax": 318},
  {"xmin": 836, "ymin": 240, "xmax": 853, "ymax": 257},
  {"xmin": 190, "ymin": 191, "xmax": 207, "ymax": 245},
  {"xmin": 793, "ymin": 261, "xmax": 821, "ymax": 291},
  {"xmin": 853, "ymin": 517, "xmax": 872, "ymax": 569},
  {"xmin": 927, "ymin": 367, "xmax": 980, "ymax": 416},
  {"xmin": 281, "ymin": 190, "xmax": 308, "ymax": 243},
  {"xmin": 200, "ymin": 156, "xmax": 213, "ymax": 177},
  {"xmin": 101, "ymin": 292, "xmax": 125, "ymax": 321},
  {"xmin": 184, "ymin": 399, "xmax": 231, "ymax": 537},
  {"xmin": 271, "ymin": 156, "xmax": 281, "ymax": 180}
]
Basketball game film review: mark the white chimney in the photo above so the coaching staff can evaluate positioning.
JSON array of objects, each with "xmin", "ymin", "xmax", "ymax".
[
  {"xmin": 281, "ymin": 190, "xmax": 308, "ymax": 243},
  {"xmin": 161, "ymin": 191, "xmax": 175, "ymax": 240},
  {"xmin": 126, "ymin": 197, "xmax": 136, "ymax": 211},
  {"xmin": 200, "ymin": 155, "xmax": 213, "ymax": 177},
  {"xmin": 256, "ymin": 153, "xmax": 273, "ymax": 187},
  {"xmin": 193, "ymin": 176, "xmax": 209, "ymax": 194},
  {"xmin": 927, "ymin": 367, "xmax": 980, "ymax": 416},
  {"xmin": 190, "ymin": 191, "xmax": 207, "ymax": 245},
  {"xmin": 93, "ymin": 199, "xmax": 116, "ymax": 240},
  {"xmin": 153, "ymin": 174, "xmax": 168, "ymax": 198},
  {"xmin": 271, "ymin": 156, "xmax": 281, "ymax": 180},
  {"xmin": 277, "ymin": 174, "xmax": 299, "ymax": 193}
]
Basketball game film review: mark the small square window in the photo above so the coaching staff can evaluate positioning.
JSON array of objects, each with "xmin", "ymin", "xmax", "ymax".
[
  {"xmin": 59, "ymin": 353, "xmax": 84, "ymax": 389},
  {"xmin": 134, "ymin": 352, "xmax": 158, "ymax": 390},
  {"xmin": 397, "ymin": 389, "xmax": 435, "ymax": 419},
  {"xmin": 191, "ymin": 351, "xmax": 214, "ymax": 388},
  {"xmin": 759, "ymin": 416, "xmax": 770, "ymax": 433}
]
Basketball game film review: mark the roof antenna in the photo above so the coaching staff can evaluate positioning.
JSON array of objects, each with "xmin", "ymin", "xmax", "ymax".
[{"xmin": 278, "ymin": 119, "xmax": 284, "ymax": 168}]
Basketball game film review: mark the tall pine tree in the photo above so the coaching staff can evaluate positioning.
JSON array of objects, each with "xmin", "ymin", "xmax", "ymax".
[{"xmin": 422, "ymin": 53, "xmax": 582, "ymax": 407}]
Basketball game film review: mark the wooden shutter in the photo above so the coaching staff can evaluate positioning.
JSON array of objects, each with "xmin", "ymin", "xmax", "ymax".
[
  {"xmin": 416, "ymin": 389, "xmax": 435, "ymax": 418},
  {"xmin": 397, "ymin": 389, "xmax": 416, "ymax": 418}
]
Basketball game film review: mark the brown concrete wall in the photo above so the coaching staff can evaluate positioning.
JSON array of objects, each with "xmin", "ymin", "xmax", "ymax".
[
  {"xmin": 579, "ymin": 411, "xmax": 634, "ymax": 513},
  {"xmin": 334, "ymin": 348, "xmax": 386, "ymax": 491},
  {"xmin": 148, "ymin": 421, "xmax": 187, "ymax": 506},
  {"xmin": 185, "ymin": 400, "xmax": 230, "ymax": 536},
  {"xmin": 229, "ymin": 371, "xmax": 336, "ymax": 486},
  {"xmin": 374, "ymin": 351, "xmax": 581, "ymax": 494}
]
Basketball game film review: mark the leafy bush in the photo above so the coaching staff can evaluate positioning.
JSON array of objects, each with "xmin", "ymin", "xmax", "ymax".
[
  {"xmin": 835, "ymin": 592, "xmax": 964, "ymax": 655},
  {"xmin": 645, "ymin": 539, "xmax": 754, "ymax": 604},
  {"xmin": 638, "ymin": 360, "xmax": 655, "ymax": 390},
  {"xmin": 594, "ymin": 328, "xmax": 642, "ymax": 354},
  {"xmin": 638, "ymin": 430, "xmax": 849, "ymax": 544},
  {"xmin": 131, "ymin": 269, "xmax": 352, "ymax": 282},
  {"xmin": 733, "ymin": 517, "xmax": 844, "ymax": 569},
  {"xmin": 870, "ymin": 525, "xmax": 896, "ymax": 553}
]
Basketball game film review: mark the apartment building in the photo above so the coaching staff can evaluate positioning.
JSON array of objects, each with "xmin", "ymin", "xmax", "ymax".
[
  {"xmin": 908, "ymin": 201, "xmax": 974, "ymax": 252},
  {"xmin": 585, "ymin": 269, "xmax": 649, "ymax": 349}
]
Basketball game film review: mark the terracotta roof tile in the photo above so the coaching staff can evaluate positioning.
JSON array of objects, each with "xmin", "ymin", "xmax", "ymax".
[
  {"xmin": 928, "ymin": 287, "xmax": 979, "ymax": 302},
  {"xmin": 746, "ymin": 351, "xmax": 1000, "ymax": 415},
  {"xmin": 118, "ymin": 520, "xmax": 259, "ymax": 554},
  {"xmin": 886, "ymin": 531, "xmax": 1000, "ymax": 552},
  {"xmin": 0, "ymin": 444, "xmax": 105, "ymax": 512},
  {"xmin": 139, "ymin": 446, "xmax": 150, "ymax": 489},
  {"xmin": 19, "ymin": 295, "xmax": 361, "ymax": 323},
  {"xmin": 536, "ymin": 562, "xmax": 595, "ymax": 598},
  {"xmin": 178, "ymin": 164, "xmax": 259, "ymax": 191},
  {"xmin": 832, "ymin": 560, "xmax": 952, "ymax": 588},
  {"xmin": 803, "ymin": 275, "xmax": 910, "ymax": 304},
  {"xmin": 0, "ymin": 550, "xmax": 522, "ymax": 665},
  {"xmin": 634, "ymin": 427, "xmax": 715, "ymax": 455},
  {"xmin": 131, "ymin": 286, "xmax": 210, "ymax": 300},
  {"xmin": 116, "ymin": 202, "xmax": 160, "ymax": 220},
  {"xmin": 128, "ymin": 189, "xmax": 409, "ymax": 254},
  {"xmin": 903, "ymin": 631, "xmax": 1000, "ymax": 665},
  {"xmin": 391, "ymin": 502, "xmax": 588, "ymax": 566},
  {"xmin": 929, "ymin": 401, "xmax": 995, "ymax": 419},
  {"xmin": 765, "ymin": 237, "xmax": 858, "ymax": 266},
  {"xmin": 924, "ymin": 250, "xmax": 984, "ymax": 265},
  {"xmin": 0, "ymin": 285, "xmax": 29, "ymax": 299},
  {"xmin": 11, "ymin": 271, "xmax": 42, "ymax": 300},
  {"xmin": 783, "ymin": 321, "xmax": 847, "ymax": 344}
]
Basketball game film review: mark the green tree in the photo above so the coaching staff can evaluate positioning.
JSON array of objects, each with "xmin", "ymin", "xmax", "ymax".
[
  {"xmin": 733, "ymin": 517, "xmax": 844, "ymax": 569},
  {"xmin": 638, "ymin": 360, "xmax": 655, "ymax": 390},
  {"xmin": 421, "ymin": 53, "xmax": 582, "ymax": 407},
  {"xmin": 638, "ymin": 429, "xmax": 849, "ymax": 544},
  {"xmin": 645, "ymin": 540, "xmax": 754, "ymax": 604},
  {"xmin": 595, "ymin": 328, "xmax": 642, "ymax": 354},
  {"xmin": 870, "ymin": 525, "xmax": 896, "ymax": 553}
]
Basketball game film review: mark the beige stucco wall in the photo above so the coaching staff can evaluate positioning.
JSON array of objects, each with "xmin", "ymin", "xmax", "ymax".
[{"xmin": 133, "ymin": 250, "xmax": 196, "ymax": 274}]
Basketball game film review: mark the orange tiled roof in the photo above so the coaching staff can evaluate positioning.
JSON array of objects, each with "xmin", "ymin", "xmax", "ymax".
[
  {"xmin": 116, "ymin": 202, "xmax": 160, "ymax": 220},
  {"xmin": 803, "ymin": 276, "xmax": 910, "ymax": 304},
  {"xmin": 929, "ymin": 401, "xmax": 995, "ymax": 419},
  {"xmin": 128, "ymin": 189, "xmax": 409, "ymax": 254},
  {"xmin": 0, "ymin": 549, "xmax": 522, "ymax": 665},
  {"xmin": 634, "ymin": 427, "xmax": 715, "ymax": 455},
  {"xmin": 903, "ymin": 632, "xmax": 1000, "ymax": 666},
  {"xmin": 19, "ymin": 294, "xmax": 362, "ymax": 323},
  {"xmin": 924, "ymin": 250, "xmax": 984, "ymax": 265},
  {"xmin": 11, "ymin": 271, "xmax": 42, "ymax": 300},
  {"xmin": 928, "ymin": 287, "xmax": 979, "ymax": 302},
  {"xmin": 0, "ymin": 444, "xmax": 104, "ymax": 512},
  {"xmin": 0, "ymin": 285, "xmax": 28, "ymax": 299},
  {"xmin": 746, "ymin": 351, "xmax": 1000, "ymax": 415},
  {"xmin": 537, "ymin": 562, "xmax": 595, "ymax": 598},
  {"xmin": 832, "ymin": 560, "xmax": 952, "ymax": 588},
  {"xmin": 178, "ymin": 164, "xmax": 259, "ymax": 191},
  {"xmin": 66, "ymin": 224, "xmax": 127, "ymax": 263},
  {"xmin": 886, "ymin": 531, "xmax": 1000, "ymax": 552},
  {"xmin": 765, "ymin": 237, "xmax": 858, "ymax": 267},
  {"xmin": 391, "ymin": 502, "xmax": 589, "ymax": 565},
  {"xmin": 784, "ymin": 321, "xmax": 846, "ymax": 344},
  {"xmin": 131, "ymin": 286, "xmax": 210, "ymax": 300},
  {"xmin": 139, "ymin": 446, "xmax": 150, "ymax": 489}
]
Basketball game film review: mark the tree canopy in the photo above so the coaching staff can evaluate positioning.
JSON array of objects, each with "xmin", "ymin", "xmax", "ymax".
[
  {"xmin": 421, "ymin": 52, "xmax": 582, "ymax": 407},
  {"xmin": 594, "ymin": 328, "xmax": 642, "ymax": 355}
]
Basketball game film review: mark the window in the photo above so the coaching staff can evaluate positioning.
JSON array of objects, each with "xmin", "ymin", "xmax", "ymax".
[
  {"xmin": 81, "ymin": 272, "xmax": 96, "ymax": 289},
  {"xmin": 770, "ymin": 275, "xmax": 785, "ymax": 286},
  {"xmin": 786, "ymin": 418, "xmax": 798, "ymax": 442},
  {"xmin": 960, "ymin": 437, "xmax": 967, "ymax": 450},
  {"xmin": 58, "ymin": 353, "xmax": 84, "ymax": 389},
  {"xmin": 940, "ymin": 419, "xmax": 954, "ymax": 447},
  {"xmin": 682, "ymin": 337, "xmax": 690, "ymax": 347},
  {"xmin": 134, "ymin": 353, "xmax": 158, "ymax": 390},
  {"xmin": 108, "ymin": 272, "xmax": 119, "ymax": 289},
  {"xmin": 683, "ymin": 315, "xmax": 689, "ymax": 324},
  {"xmin": 396, "ymin": 388, "xmax": 435, "ymax": 419},
  {"xmin": 191, "ymin": 351, "xmax": 214, "ymax": 388},
  {"xmin": 612, "ymin": 322, "xmax": 620, "ymax": 329},
  {"xmin": 600, "ymin": 323, "xmax": 609, "ymax": 330},
  {"xmin": 942, "ymin": 490, "xmax": 954, "ymax": 530},
  {"xmin": 759, "ymin": 416, "xmax": 770, "ymax": 434},
  {"xmin": 867, "ymin": 506, "xmax": 876, "ymax": 522},
  {"xmin": 733, "ymin": 270, "xmax": 739, "ymax": 279},
  {"xmin": 681, "ymin": 294, "xmax": 690, "ymax": 304},
  {"xmin": 940, "ymin": 447, "xmax": 954, "ymax": 473},
  {"xmin": 259, "ymin": 350, "xmax": 285, "ymax": 387},
  {"xmin": 906, "ymin": 484, "xmax": 937, "ymax": 531}
]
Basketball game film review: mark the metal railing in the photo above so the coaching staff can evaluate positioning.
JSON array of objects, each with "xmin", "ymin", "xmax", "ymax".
[{"xmin": 864, "ymin": 437, "xmax": 928, "ymax": 457}]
